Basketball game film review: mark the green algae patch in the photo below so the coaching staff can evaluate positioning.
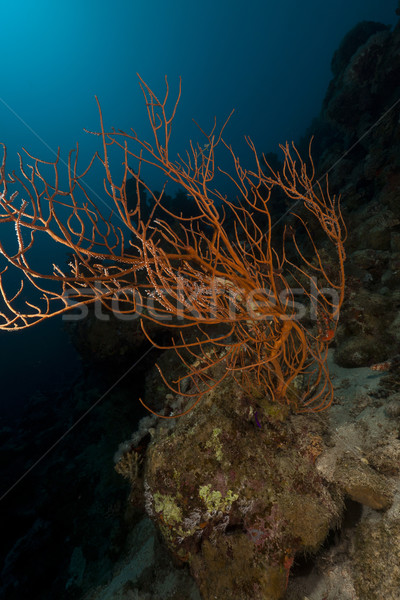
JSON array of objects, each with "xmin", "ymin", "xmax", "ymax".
[
  {"xmin": 199, "ymin": 484, "xmax": 238, "ymax": 513},
  {"xmin": 205, "ymin": 427, "xmax": 223, "ymax": 461},
  {"xmin": 153, "ymin": 492, "xmax": 182, "ymax": 524}
]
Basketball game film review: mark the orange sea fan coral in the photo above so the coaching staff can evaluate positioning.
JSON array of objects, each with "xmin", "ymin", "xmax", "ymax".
[{"xmin": 0, "ymin": 76, "xmax": 346, "ymax": 416}]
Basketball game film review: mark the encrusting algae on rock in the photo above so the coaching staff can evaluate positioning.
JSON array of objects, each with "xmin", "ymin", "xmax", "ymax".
[{"xmin": 120, "ymin": 375, "xmax": 345, "ymax": 599}]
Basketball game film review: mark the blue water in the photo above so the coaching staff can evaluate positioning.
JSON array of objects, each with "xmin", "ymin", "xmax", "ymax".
[{"xmin": 0, "ymin": 1, "xmax": 399, "ymax": 599}]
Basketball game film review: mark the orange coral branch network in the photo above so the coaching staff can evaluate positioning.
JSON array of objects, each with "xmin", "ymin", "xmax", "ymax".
[{"xmin": 0, "ymin": 75, "xmax": 346, "ymax": 416}]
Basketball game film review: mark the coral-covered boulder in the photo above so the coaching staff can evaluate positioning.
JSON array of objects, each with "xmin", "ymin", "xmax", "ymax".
[{"xmin": 141, "ymin": 377, "xmax": 343, "ymax": 599}]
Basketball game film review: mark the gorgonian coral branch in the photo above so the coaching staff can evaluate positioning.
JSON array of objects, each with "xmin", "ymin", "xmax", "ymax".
[{"xmin": 0, "ymin": 76, "xmax": 346, "ymax": 415}]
